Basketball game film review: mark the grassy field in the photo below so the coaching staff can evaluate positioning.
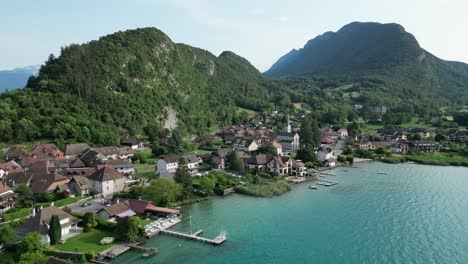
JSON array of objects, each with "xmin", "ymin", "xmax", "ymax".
[
  {"xmin": 56, "ymin": 230, "xmax": 115, "ymax": 254},
  {"xmin": 236, "ymin": 106, "xmax": 258, "ymax": 118},
  {"xmin": 398, "ymin": 152, "xmax": 468, "ymax": 166},
  {"xmin": 362, "ymin": 117, "xmax": 436, "ymax": 133},
  {"xmin": 135, "ymin": 166, "xmax": 155, "ymax": 178},
  {"xmin": 236, "ymin": 181, "xmax": 291, "ymax": 197}
]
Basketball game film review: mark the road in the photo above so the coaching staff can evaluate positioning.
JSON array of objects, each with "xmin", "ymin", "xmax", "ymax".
[{"xmin": 69, "ymin": 198, "xmax": 107, "ymax": 214}]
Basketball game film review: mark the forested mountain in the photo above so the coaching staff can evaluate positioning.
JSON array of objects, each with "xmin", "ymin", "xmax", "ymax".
[
  {"xmin": 0, "ymin": 28, "xmax": 287, "ymax": 145},
  {"xmin": 264, "ymin": 22, "xmax": 468, "ymax": 106},
  {"xmin": 0, "ymin": 65, "xmax": 40, "ymax": 92}
]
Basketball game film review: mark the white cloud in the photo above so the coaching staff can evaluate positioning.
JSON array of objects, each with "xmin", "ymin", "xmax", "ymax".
[{"xmin": 274, "ymin": 16, "xmax": 289, "ymax": 22}]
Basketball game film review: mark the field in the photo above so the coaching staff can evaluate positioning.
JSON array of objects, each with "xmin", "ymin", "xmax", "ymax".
[
  {"xmin": 362, "ymin": 117, "xmax": 436, "ymax": 133},
  {"xmin": 236, "ymin": 106, "xmax": 258, "ymax": 118},
  {"xmin": 398, "ymin": 152, "xmax": 468, "ymax": 166}
]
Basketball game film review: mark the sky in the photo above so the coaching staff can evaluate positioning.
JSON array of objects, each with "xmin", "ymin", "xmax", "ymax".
[{"xmin": 1, "ymin": 0, "xmax": 468, "ymax": 72}]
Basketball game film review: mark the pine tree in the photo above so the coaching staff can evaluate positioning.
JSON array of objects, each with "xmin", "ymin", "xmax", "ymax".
[
  {"xmin": 48, "ymin": 215, "xmax": 61, "ymax": 245},
  {"xmin": 174, "ymin": 157, "xmax": 192, "ymax": 197}
]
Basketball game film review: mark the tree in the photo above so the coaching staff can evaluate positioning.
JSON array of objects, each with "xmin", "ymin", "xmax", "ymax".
[
  {"xmin": 150, "ymin": 143, "xmax": 168, "ymax": 157},
  {"xmin": 255, "ymin": 142, "xmax": 277, "ymax": 155},
  {"xmin": 199, "ymin": 176, "xmax": 216, "ymax": 196},
  {"xmin": 434, "ymin": 134, "xmax": 446, "ymax": 142},
  {"xmin": 18, "ymin": 250, "xmax": 48, "ymax": 264},
  {"xmin": 346, "ymin": 155, "xmax": 354, "ymax": 165},
  {"xmin": 296, "ymin": 148, "xmax": 317, "ymax": 163},
  {"xmin": 142, "ymin": 179, "xmax": 182, "ymax": 206},
  {"xmin": 16, "ymin": 184, "xmax": 33, "ymax": 200},
  {"xmin": 0, "ymin": 225, "xmax": 16, "ymax": 245},
  {"xmin": 300, "ymin": 113, "xmax": 320, "ymax": 148},
  {"xmin": 174, "ymin": 158, "xmax": 192, "ymax": 197},
  {"xmin": 117, "ymin": 216, "xmax": 140, "ymax": 243},
  {"xmin": 342, "ymin": 147, "xmax": 353, "ymax": 155},
  {"xmin": 226, "ymin": 151, "xmax": 244, "ymax": 172},
  {"xmin": 48, "ymin": 215, "xmax": 61, "ymax": 245},
  {"xmin": 168, "ymin": 129, "xmax": 185, "ymax": 154},
  {"xmin": 18, "ymin": 232, "xmax": 44, "ymax": 255},
  {"xmin": 82, "ymin": 212, "xmax": 98, "ymax": 232},
  {"xmin": 337, "ymin": 155, "xmax": 346, "ymax": 163}
]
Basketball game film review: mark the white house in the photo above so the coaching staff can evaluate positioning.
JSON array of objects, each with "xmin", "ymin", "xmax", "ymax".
[
  {"xmin": 105, "ymin": 159, "xmax": 135, "ymax": 175},
  {"xmin": 88, "ymin": 166, "xmax": 125, "ymax": 197},
  {"xmin": 317, "ymin": 147, "xmax": 333, "ymax": 162},
  {"xmin": 16, "ymin": 206, "xmax": 81, "ymax": 244},
  {"xmin": 156, "ymin": 155, "xmax": 180, "ymax": 174},
  {"xmin": 121, "ymin": 137, "xmax": 144, "ymax": 150},
  {"xmin": 184, "ymin": 155, "xmax": 202, "ymax": 174},
  {"xmin": 337, "ymin": 128, "xmax": 348, "ymax": 138}
]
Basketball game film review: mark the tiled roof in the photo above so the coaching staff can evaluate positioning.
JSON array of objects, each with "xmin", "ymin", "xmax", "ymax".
[
  {"xmin": 88, "ymin": 166, "xmax": 123, "ymax": 182},
  {"xmin": 16, "ymin": 206, "xmax": 80, "ymax": 235}
]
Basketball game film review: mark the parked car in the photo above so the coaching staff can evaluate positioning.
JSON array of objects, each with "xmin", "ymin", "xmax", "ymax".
[{"xmin": 81, "ymin": 202, "xmax": 91, "ymax": 207}]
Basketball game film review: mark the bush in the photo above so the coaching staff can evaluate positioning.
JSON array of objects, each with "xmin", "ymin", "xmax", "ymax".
[
  {"xmin": 236, "ymin": 181, "xmax": 291, "ymax": 197},
  {"xmin": 3, "ymin": 208, "xmax": 31, "ymax": 221}
]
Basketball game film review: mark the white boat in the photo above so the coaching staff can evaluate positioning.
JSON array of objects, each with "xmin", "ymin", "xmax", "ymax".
[
  {"xmin": 362, "ymin": 170, "xmax": 368, "ymax": 172},
  {"xmin": 377, "ymin": 171, "xmax": 387, "ymax": 175},
  {"xmin": 309, "ymin": 185, "xmax": 318, "ymax": 190}
]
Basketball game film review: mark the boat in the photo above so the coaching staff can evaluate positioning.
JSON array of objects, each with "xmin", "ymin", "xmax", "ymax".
[
  {"xmin": 377, "ymin": 171, "xmax": 387, "ymax": 175},
  {"xmin": 362, "ymin": 170, "xmax": 368, "ymax": 172},
  {"xmin": 309, "ymin": 185, "xmax": 318, "ymax": 190}
]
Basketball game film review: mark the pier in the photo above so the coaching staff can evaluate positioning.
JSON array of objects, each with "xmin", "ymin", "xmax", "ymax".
[
  {"xmin": 160, "ymin": 229, "xmax": 227, "ymax": 245},
  {"xmin": 125, "ymin": 243, "xmax": 158, "ymax": 257},
  {"xmin": 316, "ymin": 177, "xmax": 338, "ymax": 187},
  {"xmin": 97, "ymin": 243, "xmax": 158, "ymax": 260}
]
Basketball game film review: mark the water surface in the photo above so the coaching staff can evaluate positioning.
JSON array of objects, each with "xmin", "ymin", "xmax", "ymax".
[{"xmin": 114, "ymin": 163, "xmax": 468, "ymax": 263}]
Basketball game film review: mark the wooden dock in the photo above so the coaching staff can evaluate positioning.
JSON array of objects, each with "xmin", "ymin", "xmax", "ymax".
[
  {"xmin": 98, "ymin": 244, "xmax": 131, "ymax": 259},
  {"xmin": 316, "ymin": 177, "xmax": 338, "ymax": 187},
  {"xmin": 125, "ymin": 243, "xmax": 158, "ymax": 257},
  {"xmin": 160, "ymin": 229, "xmax": 227, "ymax": 245}
]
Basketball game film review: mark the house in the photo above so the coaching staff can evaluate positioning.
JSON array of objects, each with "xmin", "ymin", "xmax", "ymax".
[
  {"xmin": 232, "ymin": 138, "xmax": 259, "ymax": 152},
  {"xmin": 98, "ymin": 198, "xmax": 180, "ymax": 221},
  {"xmin": 245, "ymin": 153, "xmax": 275, "ymax": 170},
  {"xmin": 20, "ymin": 144, "xmax": 65, "ymax": 167},
  {"xmin": 156, "ymin": 155, "xmax": 180, "ymax": 174},
  {"xmin": 409, "ymin": 140, "xmax": 439, "ymax": 152},
  {"xmin": 0, "ymin": 182, "xmax": 16, "ymax": 214},
  {"xmin": 337, "ymin": 128, "xmax": 348, "ymax": 138},
  {"xmin": 79, "ymin": 148, "xmax": 107, "ymax": 167},
  {"xmin": 267, "ymin": 156, "xmax": 293, "ymax": 175},
  {"xmin": 94, "ymin": 146, "xmax": 135, "ymax": 160},
  {"xmin": 390, "ymin": 142, "xmax": 409, "ymax": 154},
  {"xmin": 68, "ymin": 176, "xmax": 93, "ymax": 196},
  {"xmin": 358, "ymin": 141, "xmax": 377, "ymax": 150},
  {"xmin": 317, "ymin": 147, "xmax": 333, "ymax": 162},
  {"xmin": 324, "ymin": 158, "xmax": 337, "ymax": 168},
  {"xmin": 88, "ymin": 166, "xmax": 125, "ymax": 196},
  {"xmin": 64, "ymin": 143, "xmax": 90, "ymax": 159},
  {"xmin": 121, "ymin": 137, "xmax": 144, "ymax": 150},
  {"xmin": 16, "ymin": 206, "xmax": 81, "ymax": 244},
  {"xmin": 18, "ymin": 161, "xmax": 70, "ymax": 194},
  {"xmin": 184, "ymin": 155, "xmax": 203, "ymax": 174},
  {"xmin": 373, "ymin": 103, "xmax": 387, "ymax": 114},
  {"xmin": 272, "ymin": 141, "xmax": 283, "ymax": 155},
  {"xmin": 321, "ymin": 136, "xmax": 336, "ymax": 145},
  {"xmin": 291, "ymin": 160, "xmax": 307, "ymax": 176},
  {"xmin": 105, "ymin": 160, "xmax": 135, "ymax": 175},
  {"xmin": 212, "ymin": 156, "xmax": 225, "ymax": 169},
  {"xmin": 3, "ymin": 147, "xmax": 26, "ymax": 163},
  {"xmin": 0, "ymin": 161, "xmax": 22, "ymax": 178}
]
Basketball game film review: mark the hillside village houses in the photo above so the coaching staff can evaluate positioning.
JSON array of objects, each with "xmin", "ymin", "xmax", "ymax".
[{"xmin": 156, "ymin": 154, "xmax": 203, "ymax": 176}]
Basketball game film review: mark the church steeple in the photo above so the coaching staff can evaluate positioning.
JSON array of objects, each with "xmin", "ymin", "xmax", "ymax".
[{"xmin": 285, "ymin": 115, "xmax": 291, "ymax": 133}]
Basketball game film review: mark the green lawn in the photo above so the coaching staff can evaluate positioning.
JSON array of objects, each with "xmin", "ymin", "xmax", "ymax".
[
  {"xmin": 56, "ymin": 230, "xmax": 115, "ymax": 254},
  {"xmin": 362, "ymin": 117, "xmax": 436, "ymax": 133},
  {"xmin": 135, "ymin": 166, "xmax": 155, "ymax": 178},
  {"xmin": 236, "ymin": 106, "xmax": 257, "ymax": 118}
]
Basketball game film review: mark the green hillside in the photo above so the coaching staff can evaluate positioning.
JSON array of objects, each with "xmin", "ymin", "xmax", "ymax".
[
  {"xmin": 264, "ymin": 22, "xmax": 468, "ymax": 107},
  {"xmin": 0, "ymin": 28, "xmax": 287, "ymax": 145}
]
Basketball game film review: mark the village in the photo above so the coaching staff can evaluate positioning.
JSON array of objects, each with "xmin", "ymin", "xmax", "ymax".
[{"xmin": 0, "ymin": 107, "xmax": 467, "ymax": 263}]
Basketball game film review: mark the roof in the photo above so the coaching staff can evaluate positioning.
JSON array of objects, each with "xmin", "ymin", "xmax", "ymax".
[
  {"xmin": 0, "ymin": 161, "xmax": 22, "ymax": 174},
  {"xmin": 246, "ymin": 153, "xmax": 275, "ymax": 165},
  {"xmin": 4, "ymin": 147, "xmax": 26, "ymax": 161},
  {"xmin": 216, "ymin": 148, "xmax": 232, "ymax": 158},
  {"xmin": 0, "ymin": 181, "xmax": 13, "ymax": 195},
  {"xmin": 88, "ymin": 166, "xmax": 124, "ymax": 182},
  {"xmin": 278, "ymin": 132, "xmax": 297, "ymax": 138},
  {"xmin": 122, "ymin": 137, "xmax": 140, "ymax": 146},
  {"xmin": 65, "ymin": 143, "xmax": 90, "ymax": 157},
  {"xmin": 116, "ymin": 198, "xmax": 180, "ymax": 215},
  {"xmin": 106, "ymin": 159, "xmax": 134, "ymax": 168},
  {"xmin": 80, "ymin": 148, "xmax": 107, "ymax": 167},
  {"xmin": 25, "ymin": 161, "xmax": 70, "ymax": 193},
  {"xmin": 163, "ymin": 154, "xmax": 180, "ymax": 164},
  {"xmin": 272, "ymin": 141, "xmax": 282, "ymax": 149},
  {"xmin": 16, "ymin": 206, "xmax": 80, "ymax": 235},
  {"xmin": 70, "ymin": 176, "xmax": 93, "ymax": 190},
  {"xmin": 184, "ymin": 155, "xmax": 201, "ymax": 164}
]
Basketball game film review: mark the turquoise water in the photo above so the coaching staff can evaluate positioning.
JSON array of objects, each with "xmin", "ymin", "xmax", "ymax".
[{"xmin": 114, "ymin": 163, "xmax": 468, "ymax": 263}]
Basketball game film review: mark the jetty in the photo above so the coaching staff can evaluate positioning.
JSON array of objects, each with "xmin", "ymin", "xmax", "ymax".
[
  {"xmin": 125, "ymin": 243, "xmax": 158, "ymax": 257},
  {"xmin": 97, "ymin": 243, "xmax": 157, "ymax": 260},
  {"xmin": 160, "ymin": 229, "xmax": 227, "ymax": 245},
  {"xmin": 316, "ymin": 177, "xmax": 338, "ymax": 187}
]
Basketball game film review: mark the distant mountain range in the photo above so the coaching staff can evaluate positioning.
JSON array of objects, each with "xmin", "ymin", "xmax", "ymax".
[
  {"xmin": 0, "ymin": 65, "xmax": 40, "ymax": 92},
  {"xmin": 264, "ymin": 22, "xmax": 468, "ymax": 105}
]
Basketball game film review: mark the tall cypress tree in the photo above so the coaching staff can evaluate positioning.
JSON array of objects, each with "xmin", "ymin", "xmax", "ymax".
[
  {"xmin": 48, "ymin": 215, "xmax": 61, "ymax": 245},
  {"xmin": 174, "ymin": 157, "xmax": 192, "ymax": 197}
]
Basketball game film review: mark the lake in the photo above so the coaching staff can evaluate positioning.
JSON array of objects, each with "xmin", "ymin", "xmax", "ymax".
[{"xmin": 113, "ymin": 162, "xmax": 468, "ymax": 263}]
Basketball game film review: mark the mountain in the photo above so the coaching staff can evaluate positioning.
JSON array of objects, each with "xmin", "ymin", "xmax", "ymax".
[
  {"xmin": 0, "ymin": 65, "xmax": 40, "ymax": 92},
  {"xmin": 265, "ymin": 22, "xmax": 468, "ymax": 106},
  {"xmin": 0, "ymin": 28, "xmax": 285, "ymax": 145}
]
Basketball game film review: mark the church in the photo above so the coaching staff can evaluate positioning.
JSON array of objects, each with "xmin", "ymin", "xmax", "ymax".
[{"xmin": 277, "ymin": 116, "xmax": 300, "ymax": 152}]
